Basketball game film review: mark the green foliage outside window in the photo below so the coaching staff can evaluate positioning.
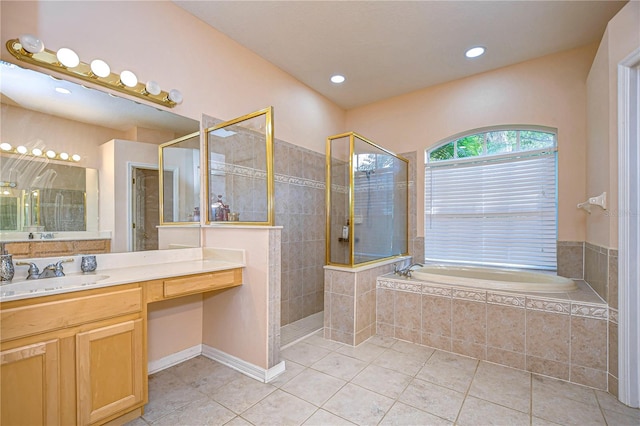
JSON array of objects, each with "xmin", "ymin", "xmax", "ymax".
[{"xmin": 428, "ymin": 129, "xmax": 555, "ymax": 163}]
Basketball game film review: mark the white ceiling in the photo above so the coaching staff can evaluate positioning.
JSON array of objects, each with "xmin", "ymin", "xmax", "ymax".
[{"xmin": 174, "ymin": 0, "xmax": 627, "ymax": 109}]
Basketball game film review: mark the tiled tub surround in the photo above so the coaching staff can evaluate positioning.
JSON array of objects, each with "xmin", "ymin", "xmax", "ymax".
[
  {"xmin": 557, "ymin": 240, "xmax": 585, "ymax": 280},
  {"xmin": 377, "ymin": 275, "xmax": 611, "ymax": 390},
  {"xmin": 274, "ymin": 140, "xmax": 326, "ymax": 326},
  {"xmin": 324, "ymin": 259, "xmax": 411, "ymax": 346}
]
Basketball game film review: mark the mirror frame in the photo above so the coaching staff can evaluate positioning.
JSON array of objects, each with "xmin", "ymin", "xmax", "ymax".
[
  {"xmin": 204, "ymin": 107, "xmax": 274, "ymax": 226},
  {"xmin": 158, "ymin": 131, "xmax": 201, "ymax": 226}
]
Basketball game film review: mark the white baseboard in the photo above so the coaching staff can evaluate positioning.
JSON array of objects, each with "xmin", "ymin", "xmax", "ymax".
[
  {"xmin": 148, "ymin": 344, "xmax": 202, "ymax": 374},
  {"xmin": 202, "ymin": 344, "xmax": 286, "ymax": 383}
]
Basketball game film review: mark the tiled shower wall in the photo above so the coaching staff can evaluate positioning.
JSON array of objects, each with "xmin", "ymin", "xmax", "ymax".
[{"xmin": 274, "ymin": 139, "xmax": 326, "ymax": 326}]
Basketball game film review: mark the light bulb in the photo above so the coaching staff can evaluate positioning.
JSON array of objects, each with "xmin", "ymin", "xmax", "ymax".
[
  {"xmin": 71, "ymin": 154, "xmax": 81, "ymax": 162},
  {"xmin": 120, "ymin": 70, "xmax": 138, "ymax": 88},
  {"xmin": 90, "ymin": 59, "xmax": 111, "ymax": 78},
  {"xmin": 57, "ymin": 47, "xmax": 80, "ymax": 68},
  {"xmin": 465, "ymin": 46, "xmax": 485, "ymax": 58},
  {"xmin": 330, "ymin": 74, "xmax": 346, "ymax": 84},
  {"xmin": 17, "ymin": 146, "xmax": 28, "ymax": 154},
  {"xmin": 59, "ymin": 152, "xmax": 69, "ymax": 160},
  {"xmin": 46, "ymin": 150, "xmax": 56, "ymax": 158},
  {"xmin": 31, "ymin": 148, "xmax": 43, "ymax": 156},
  {"xmin": 168, "ymin": 89, "xmax": 183, "ymax": 104},
  {"xmin": 0, "ymin": 143, "xmax": 12, "ymax": 151},
  {"xmin": 145, "ymin": 80, "xmax": 161, "ymax": 96},
  {"xmin": 18, "ymin": 34, "xmax": 44, "ymax": 54}
]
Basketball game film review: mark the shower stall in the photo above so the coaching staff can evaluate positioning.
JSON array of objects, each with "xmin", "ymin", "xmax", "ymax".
[{"xmin": 326, "ymin": 132, "xmax": 408, "ymax": 266}]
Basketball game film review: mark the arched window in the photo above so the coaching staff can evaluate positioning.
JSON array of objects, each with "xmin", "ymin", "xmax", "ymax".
[{"xmin": 425, "ymin": 127, "xmax": 557, "ymax": 270}]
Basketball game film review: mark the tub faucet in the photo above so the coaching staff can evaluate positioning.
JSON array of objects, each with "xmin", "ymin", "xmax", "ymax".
[{"xmin": 396, "ymin": 263, "xmax": 423, "ymax": 278}]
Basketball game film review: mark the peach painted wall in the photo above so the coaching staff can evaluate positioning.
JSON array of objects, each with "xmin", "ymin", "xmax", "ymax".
[
  {"xmin": 586, "ymin": 1, "xmax": 640, "ymax": 249},
  {"xmin": 201, "ymin": 227, "xmax": 273, "ymax": 369},
  {"xmin": 346, "ymin": 45, "xmax": 596, "ymax": 242},
  {"xmin": 147, "ymin": 295, "xmax": 204, "ymax": 364},
  {"xmin": 0, "ymin": 1, "xmax": 345, "ymax": 155}
]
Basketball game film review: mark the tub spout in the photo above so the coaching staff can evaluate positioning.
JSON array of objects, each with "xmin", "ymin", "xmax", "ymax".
[{"xmin": 398, "ymin": 263, "xmax": 423, "ymax": 278}]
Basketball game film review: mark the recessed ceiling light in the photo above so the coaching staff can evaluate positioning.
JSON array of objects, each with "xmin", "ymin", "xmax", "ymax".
[
  {"xmin": 465, "ymin": 46, "xmax": 485, "ymax": 58},
  {"xmin": 331, "ymin": 74, "xmax": 346, "ymax": 84},
  {"xmin": 55, "ymin": 87, "xmax": 71, "ymax": 94}
]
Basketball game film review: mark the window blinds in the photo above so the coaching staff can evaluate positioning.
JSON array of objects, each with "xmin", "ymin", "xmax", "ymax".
[{"xmin": 424, "ymin": 151, "xmax": 557, "ymax": 270}]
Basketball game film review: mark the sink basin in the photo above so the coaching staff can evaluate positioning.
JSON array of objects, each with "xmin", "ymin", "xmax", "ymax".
[{"xmin": 0, "ymin": 274, "xmax": 110, "ymax": 299}]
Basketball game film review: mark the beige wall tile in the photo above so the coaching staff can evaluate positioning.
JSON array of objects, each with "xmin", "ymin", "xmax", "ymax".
[
  {"xmin": 356, "ymin": 294, "xmax": 371, "ymax": 332},
  {"xmin": 452, "ymin": 299, "xmax": 486, "ymax": 345},
  {"xmin": 570, "ymin": 365, "xmax": 607, "ymax": 390},
  {"xmin": 526, "ymin": 356, "xmax": 570, "ymax": 380},
  {"xmin": 608, "ymin": 320, "xmax": 618, "ymax": 378},
  {"xmin": 526, "ymin": 310, "xmax": 570, "ymax": 363},
  {"xmin": 608, "ymin": 252, "xmax": 618, "ymax": 309},
  {"xmin": 557, "ymin": 241, "xmax": 584, "ymax": 279},
  {"xmin": 377, "ymin": 288, "xmax": 395, "ymax": 325},
  {"xmin": 422, "ymin": 294, "xmax": 452, "ymax": 337},
  {"xmin": 395, "ymin": 291, "xmax": 422, "ymax": 331},
  {"xmin": 452, "ymin": 339, "xmax": 487, "ymax": 360},
  {"xmin": 487, "ymin": 305, "xmax": 525, "ymax": 352},
  {"xmin": 330, "ymin": 293, "xmax": 354, "ymax": 333},
  {"xmin": 355, "ymin": 325, "xmax": 373, "ymax": 345},
  {"xmin": 421, "ymin": 332, "xmax": 452, "ymax": 352},
  {"xmin": 332, "ymin": 271, "xmax": 355, "ymax": 296},
  {"xmin": 330, "ymin": 329, "xmax": 354, "ymax": 345},
  {"xmin": 608, "ymin": 374, "xmax": 618, "ymax": 397},
  {"xmin": 486, "ymin": 347, "xmax": 526, "ymax": 370},
  {"xmin": 395, "ymin": 326, "xmax": 421, "ymax": 344},
  {"xmin": 377, "ymin": 322, "xmax": 394, "ymax": 338},
  {"xmin": 570, "ymin": 317, "xmax": 607, "ymax": 370}
]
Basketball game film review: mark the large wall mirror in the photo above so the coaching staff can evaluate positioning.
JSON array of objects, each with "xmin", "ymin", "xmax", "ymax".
[
  {"xmin": 0, "ymin": 60, "xmax": 200, "ymax": 257},
  {"xmin": 0, "ymin": 156, "xmax": 98, "ymax": 232},
  {"xmin": 159, "ymin": 132, "xmax": 200, "ymax": 224}
]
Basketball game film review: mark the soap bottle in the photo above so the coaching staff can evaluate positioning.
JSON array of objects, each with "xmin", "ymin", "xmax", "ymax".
[{"xmin": 211, "ymin": 195, "xmax": 224, "ymax": 221}]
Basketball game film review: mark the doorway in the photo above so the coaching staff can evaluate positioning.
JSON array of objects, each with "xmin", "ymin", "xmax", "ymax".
[{"xmin": 131, "ymin": 166, "xmax": 160, "ymax": 252}]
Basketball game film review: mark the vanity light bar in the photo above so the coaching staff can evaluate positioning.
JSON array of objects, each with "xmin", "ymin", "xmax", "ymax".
[
  {"xmin": 6, "ymin": 37, "xmax": 182, "ymax": 109},
  {"xmin": 0, "ymin": 143, "xmax": 81, "ymax": 162}
]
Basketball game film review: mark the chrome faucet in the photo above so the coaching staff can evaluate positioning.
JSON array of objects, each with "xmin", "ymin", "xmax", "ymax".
[
  {"xmin": 394, "ymin": 263, "xmax": 423, "ymax": 278},
  {"xmin": 16, "ymin": 258, "xmax": 74, "ymax": 279}
]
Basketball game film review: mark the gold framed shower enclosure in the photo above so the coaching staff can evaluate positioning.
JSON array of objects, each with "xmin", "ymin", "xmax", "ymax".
[{"xmin": 325, "ymin": 132, "xmax": 409, "ymax": 267}]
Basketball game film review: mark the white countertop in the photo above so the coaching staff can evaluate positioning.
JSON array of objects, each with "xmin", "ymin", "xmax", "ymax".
[{"xmin": 0, "ymin": 248, "xmax": 245, "ymax": 302}]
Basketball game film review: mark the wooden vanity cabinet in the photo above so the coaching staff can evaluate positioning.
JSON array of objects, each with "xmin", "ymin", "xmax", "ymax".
[
  {"xmin": 0, "ymin": 267, "xmax": 243, "ymax": 425},
  {"xmin": 1, "ymin": 339, "xmax": 61, "ymax": 425},
  {"xmin": 0, "ymin": 284, "xmax": 145, "ymax": 425},
  {"xmin": 4, "ymin": 238, "xmax": 111, "ymax": 259}
]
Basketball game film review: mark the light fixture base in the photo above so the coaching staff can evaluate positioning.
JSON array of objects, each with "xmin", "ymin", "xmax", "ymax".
[{"xmin": 6, "ymin": 39, "xmax": 178, "ymax": 108}]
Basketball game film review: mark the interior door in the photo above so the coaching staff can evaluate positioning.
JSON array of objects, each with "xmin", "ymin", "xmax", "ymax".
[{"xmin": 132, "ymin": 167, "xmax": 159, "ymax": 251}]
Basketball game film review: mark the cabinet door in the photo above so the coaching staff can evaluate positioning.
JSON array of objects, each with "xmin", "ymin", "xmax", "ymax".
[
  {"xmin": 76, "ymin": 319, "xmax": 144, "ymax": 425},
  {"xmin": 1, "ymin": 340, "xmax": 60, "ymax": 425}
]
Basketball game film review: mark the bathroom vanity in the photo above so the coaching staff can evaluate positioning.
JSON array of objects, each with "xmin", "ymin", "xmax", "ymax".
[{"xmin": 0, "ymin": 250, "xmax": 244, "ymax": 425}]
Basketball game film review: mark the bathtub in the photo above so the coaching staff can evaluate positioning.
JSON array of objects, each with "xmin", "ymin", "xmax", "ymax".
[{"xmin": 409, "ymin": 264, "xmax": 577, "ymax": 293}]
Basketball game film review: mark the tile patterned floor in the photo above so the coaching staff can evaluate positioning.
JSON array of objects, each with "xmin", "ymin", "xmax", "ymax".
[{"xmin": 127, "ymin": 332, "xmax": 640, "ymax": 425}]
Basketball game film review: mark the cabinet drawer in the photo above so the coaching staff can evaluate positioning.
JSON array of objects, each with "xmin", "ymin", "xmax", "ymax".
[
  {"xmin": 74, "ymin": 239, "xmax": 110, "ymax": 253},
  {"xmin": 163, "ymin": 269, "xmax": 242, "ymax": 298},
  {"xmin": 4, "ymin": 242, "xmax": 30, "ymax": 257},
  {"xmin": 1, "ymin": 287, "xmax": 142, "ymax": 342}
]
